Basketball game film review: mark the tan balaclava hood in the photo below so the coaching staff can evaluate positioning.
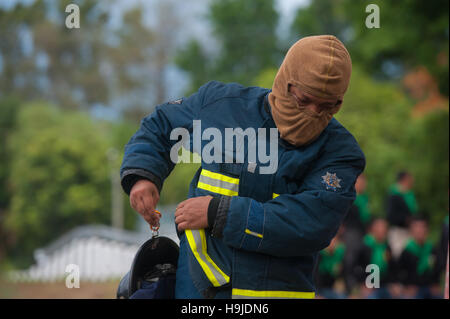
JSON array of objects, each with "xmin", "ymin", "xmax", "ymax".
[{"xmin": 268, "ymin": 35, "xmax": 352, "ymax": 146}]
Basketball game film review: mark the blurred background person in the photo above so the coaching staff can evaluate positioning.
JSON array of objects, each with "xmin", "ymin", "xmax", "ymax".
[
  {"xmin": 351, "ymin": 218, "xmax": 398, "ymax": 299},
  {"xmin": 342, "ymin": 173, "xmax": 372, "ymax": 293},
  {"xmin": 397, "ymin": 216, "xmax": 441, "ymax": 298},
  {"xmin": 315, "ymin": 228, "xmax": 347, "ymax": 299},
  {"xmin": 386, "ymin": 171, "xmax": 419, "ymax": 258},
  {"xmin": 435, "ymin": 192, "xmax": 449, "ymax": 291}
]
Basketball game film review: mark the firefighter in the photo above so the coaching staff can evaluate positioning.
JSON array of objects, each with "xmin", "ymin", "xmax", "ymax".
[{"xmin": 120, "ymin": 35, "xmax": 365, "ymax": 299}]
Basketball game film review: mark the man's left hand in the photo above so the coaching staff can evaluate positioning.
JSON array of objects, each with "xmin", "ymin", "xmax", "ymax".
[{"xmin": 175, "ymin": 196, "xmax": 212, "ymax": 231}]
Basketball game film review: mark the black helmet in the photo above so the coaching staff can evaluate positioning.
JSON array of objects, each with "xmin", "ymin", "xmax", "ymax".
[{"xmin": 117, "ymin": 236, "xmax": 179, "ymax": 299}]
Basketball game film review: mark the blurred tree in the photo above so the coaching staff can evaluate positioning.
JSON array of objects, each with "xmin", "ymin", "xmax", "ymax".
[
  {"xmin": 176, "ymin": 0, "xmax": 280, "ymax": 93},
  {"xmin": 0, "ymin": 0, "xmax": 109, "ymax": 109},
  {"xmin": 3, "ymin": 103, "xmax": 136, "ymax": 267},
  {"xmin": 404, "ymin": 110, "xmax": 449, "ymax": 232},
  {"xmin": 253, "ymin": 67, "xmax": 278, "ymax": 89},
  {"xmin": 175, "ymin": 39, "xmax": 213, "ymax": 95},
  {"xmin": 0, "ymin": 0, "xmax": 183, "ymax": 121},
  {"xmin": 334, "ymin": 68, "xmax": 415, "ymax": 216},
  {"xmin": 159, "ymin": 162, "xmax": 201, "ymax": 206},
  {"xmin": 290, "ymin": 0, "xmax": 350, "ymax": 42},
  {"xmin": 0, "ymin": 97, "xmax": 21, "ymax": 211},
  {"xmin": 103, "ymin": 6, "xmax": 157, "ymax": 120},
  {"xmin": 291, "ymin": 0, "xmax": 449, "ymax": 96},
  {"xmin": 209, "ymin": 0, "xmax": 280, "ymax": 84},
  {"xmin": 106, "ymin": 1, "xmax": 183, "ymax": 121},
  {"xmin": 0, "ymin": 96, "xmax": 22, "ymax": 261}
]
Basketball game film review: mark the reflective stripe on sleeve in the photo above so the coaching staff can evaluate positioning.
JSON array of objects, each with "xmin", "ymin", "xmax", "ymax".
[
  {"xmin": 185, "ymin": 229, "xmax": 230, "ymax": 287},
  {"xmin": 187, "ymin": 169, "xmax": 237, "ymax": 287},
  {"xmin": 200, "ymin": 169, "xmax": 239, "ymax": 185},
  {"xmin": 197, "ymin": 169, "xmax": 239, "ymax": 196},
  {"xmin": 197, "ymin": 182, "xmax": 238, "ymax": 196}
]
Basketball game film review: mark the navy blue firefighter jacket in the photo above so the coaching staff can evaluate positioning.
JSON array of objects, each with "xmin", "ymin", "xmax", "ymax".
[{"xmin": 120, "ymin": 81, "xmax": 366, "ymax": 299}]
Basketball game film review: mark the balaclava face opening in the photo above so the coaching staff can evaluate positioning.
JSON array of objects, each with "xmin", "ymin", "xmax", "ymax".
[{"xmin": 268, "ymin": 35, "xmax": 352, "ymax": 147}]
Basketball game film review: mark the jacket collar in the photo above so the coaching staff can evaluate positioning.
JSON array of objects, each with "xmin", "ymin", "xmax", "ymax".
[{"xmin": 263, "ymin": 92, "xmax": 272, "ymax": 117}]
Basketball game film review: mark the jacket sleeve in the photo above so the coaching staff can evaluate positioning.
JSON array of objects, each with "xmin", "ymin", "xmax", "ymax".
[
  {"xmin": 219, "ymin": 137, "xmax": 365, "ymax": 257},
  {"xmin": 120, "ymin": 82, "xmax": 212, "ymax": 195}
]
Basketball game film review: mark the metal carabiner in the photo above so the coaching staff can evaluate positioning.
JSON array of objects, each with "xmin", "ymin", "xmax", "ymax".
[
  {"xmin": 150, "ymin": 210, "xmax": 161, "ymax": 238},
  {"xmin": 151, "ymin": 226, "xmax": 159, "ymax": 238}
]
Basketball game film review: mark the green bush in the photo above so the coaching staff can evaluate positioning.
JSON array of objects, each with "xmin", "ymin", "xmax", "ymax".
[{"xmin": 4, "ymin": 103, "xmax": 135, "ymax": 267}]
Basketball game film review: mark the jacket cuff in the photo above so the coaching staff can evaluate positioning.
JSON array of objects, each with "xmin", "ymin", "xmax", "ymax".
[
  {"xmin": 207, "ymin": 197, "xmax": 221, "ymax": 229},
  {"xmin": 120, "ymin": 169, "xmax": 162, "ymax": 195},
  {"xmin": 209, "ymin": 196, "xmax": 231, "ymax": 238}
]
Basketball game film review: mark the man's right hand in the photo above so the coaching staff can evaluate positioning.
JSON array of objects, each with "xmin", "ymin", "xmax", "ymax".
[{"xmin": 129, "ymin": 179, "xmax": 161, "ymax": 227}]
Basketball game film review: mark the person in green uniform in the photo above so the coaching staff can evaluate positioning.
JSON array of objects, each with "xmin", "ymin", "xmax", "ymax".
[
  {"xmin": 386, "ymin": 171, "xmax": 419, "ymax": 258},
  {"xmin": 352, "ymin": 218, "xmax": 398, "ymax": 298},
  {"xmin": 316, "ymin": 229, "xmax": 347, "ymax": 299},
  {"xmin": 397, "ymin": 216, "xmax": 442, "ymax": 299},
  {"xmin": 342, "ymin": 173, "xmax": 372, "ymax": 293}
]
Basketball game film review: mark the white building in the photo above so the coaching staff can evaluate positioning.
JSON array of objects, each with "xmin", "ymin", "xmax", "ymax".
[{"xmin": 8, "ymin": 210, "xmax": 179, "ymax": 283}]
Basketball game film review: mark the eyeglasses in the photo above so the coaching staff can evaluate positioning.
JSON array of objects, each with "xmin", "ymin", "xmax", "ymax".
[{"xmin": 290, "ymin": 91, "xmax": 341, "ymax": 111}]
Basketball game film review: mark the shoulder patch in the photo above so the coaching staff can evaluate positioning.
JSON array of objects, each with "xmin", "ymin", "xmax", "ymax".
[
  {"xmin": 321, "ymin": 172, "xmax": 342, "ymax": 191},
  {"xmin": 168, "ymin": 98, "xmax": 183, "ymax": 105}
]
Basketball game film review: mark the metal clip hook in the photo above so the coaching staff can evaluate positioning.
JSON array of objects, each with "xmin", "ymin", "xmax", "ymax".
[
  {"xmin": 151, "ymin": 227, "xmax": 159, "ymax": 239},
  {"xmin": 150, "ymin": 210, "xmax": 161, "ymax": 238}
]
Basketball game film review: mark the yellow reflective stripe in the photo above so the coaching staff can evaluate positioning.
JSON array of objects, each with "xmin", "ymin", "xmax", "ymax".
[
  {"xmin": 189, "ymin": 168, "xmax": 236, "ymax": 287},
  {"xmin": 199, "ymin": 229, "xmax": 230, "ymax": 284},
  {"xmin": 185, "ymin": 229, "xmax": 230, "ymax": 287},
  {"xmin": 232, "ymin": 289, "xmax": 315, "ymax": 299},
  {"xmin": 272, "ymin": 193, "xmax": 279, "ymax": 198},
  {"xmin": 201, "ymin": 169, "xmax": 239, "ymax": 185},
  {"xmin": 185, "ymin": 229, "xmax": 219, "ymax": 286},
  {"xmin": 197, "ymin": 181, "xmax": 238, "ymax": 196},
  {"xmin": 245, "ymin": 229, "xmax": 263, "ymax": 238}
]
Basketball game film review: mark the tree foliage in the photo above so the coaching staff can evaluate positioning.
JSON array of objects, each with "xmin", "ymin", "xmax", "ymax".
[
  {"xmin": 176, "ymin": 0, "xmax": 280, "ymax": 93},
  {"xmin": 3, "ymin": 103, "xmax": 136, "ymax": 267},
  {"xmin": 291, "ymin": 0, "xmax": 449, "ymax": 96},
  {"xmin": 0, "ymin": 0, "xmax": 182, "ymax": 119}
]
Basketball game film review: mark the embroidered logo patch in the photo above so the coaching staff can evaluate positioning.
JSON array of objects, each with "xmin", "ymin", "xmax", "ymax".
[
  {"xmin": 168, "ymin": 98, "xmax": 183, "ymax": 105},
  {"xmin": 321, "ymin": 172, "xmax": 342, "ymax": 191}
]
